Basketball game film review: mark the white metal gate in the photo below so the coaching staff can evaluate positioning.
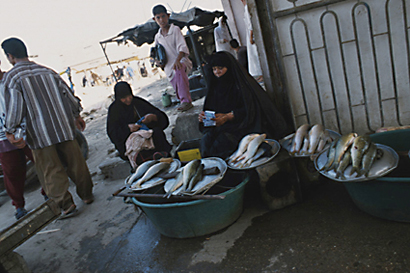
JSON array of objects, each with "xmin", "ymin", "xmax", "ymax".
[{"xmin": 271, "ymin": 0, "xmax": 410, "ymax": 134}]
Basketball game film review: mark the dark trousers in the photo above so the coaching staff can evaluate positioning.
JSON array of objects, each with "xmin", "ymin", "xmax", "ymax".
[{"xmin": 0, "ymin": 146, "xmax": 33, "ymax": 209}]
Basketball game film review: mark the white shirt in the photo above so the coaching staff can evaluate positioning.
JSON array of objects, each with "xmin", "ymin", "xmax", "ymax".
[{"xmin": 154, "ymin": 24, "xmax": 192, "ymax": 80}]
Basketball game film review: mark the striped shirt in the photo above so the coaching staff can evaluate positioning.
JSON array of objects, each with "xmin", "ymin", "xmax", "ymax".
[{"xmin": 3, "ymin": 61, "xmax": 82, "ymax": 150}]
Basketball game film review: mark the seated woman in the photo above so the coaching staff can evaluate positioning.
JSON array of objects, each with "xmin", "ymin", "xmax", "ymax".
[
  {"xmin": 198, "ymin": 51, "xmax": 289, "ymax": 159},
  {"xmin": 107, "ymin": 81, "xmax": 172, "ymax": 168}
]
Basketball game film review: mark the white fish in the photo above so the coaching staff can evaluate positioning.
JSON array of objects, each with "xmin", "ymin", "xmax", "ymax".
[
  {"xmin": 237, "ymin": 134, "xmax": 266, "ymax": 163},
  {"xmin": 229, "ymin": 134, "xmax": 259, "ymax": 163},
  {"xmin": 132, "ymin": 162, "xmax": 170, "ymax": 188},
  {"xmin": 307, "ymin": 124, "xmax": 325, "ymax": 154},
  {"xmin": 241, "ymin": 147, "xmax": 265, "ymax": 168},
  {"xmin": 316, "ymin": 130, "xmax": 331, "ymax": 153},
  {"xmin": 299, "ymin": 136, "xmax": 310, "ymax": 155},
  {"xmin": 290, "ymin": 124, "xmax": 310, "ymax": 155}
]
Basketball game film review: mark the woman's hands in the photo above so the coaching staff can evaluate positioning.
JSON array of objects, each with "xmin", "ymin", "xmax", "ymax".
[
  {"xmin": 198, "ymin": 111, "xmax": 205, "ymax": 123},
  {"xmin": 128, "ymin": 124, "xmax": 142, "ymax": 132},
  {"xmin": 198, "ymin": 111, "xmax": 234, "ymax": 127},
  {"xmin": 128, "ymin": 114, "xmax": 157, "ymax": 132}
]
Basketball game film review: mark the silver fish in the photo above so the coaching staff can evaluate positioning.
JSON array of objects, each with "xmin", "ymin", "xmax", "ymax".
[
  {"xmin": 333, "ymin": 133, "xmax": 357, "ymax": 170},
  {"xmin": 290, "ymin": 124, "xmax": 310, "ymax": 155},
  {"xmin": 308, "ymin": 124, "xmax": 325, "ymax": 154},
  {"xmin": 186, "ymin": 163, "xmax": 204, "ymax": 192},
  {"xmin": 242, "ymin": 147, "xmax": 265, "ymax": 167},
  {"xmin": 132, "ymin": 162, "xmax": 170, "ymax": 188},
  {"xmin": 349, "ymin": 135, "xmax": 371, "ymax": 176},
  {"xmin": 360, "ymin": 143, "xmax": 378, "ymax": 177},
  {"xmin": 164, "ymin": 171, "xmax": 184, "ymax": 198},
  {"xmin": 126, "ymin": 160, "xmax": 158, "ymax": 185},
  {"xmin": 180, "ymin": 159, "xmax": 201, "ymax": 191},
  {"xmin": 335, "ymin": 150, "xmax": 351, "ymax": 179},
  {"xmin": 229, "ymin": 134, "xmax": 259, "ymax": 163},
  {"xmin": 320, "ymin": 140, "xmax": 337, "ymax": 171}
]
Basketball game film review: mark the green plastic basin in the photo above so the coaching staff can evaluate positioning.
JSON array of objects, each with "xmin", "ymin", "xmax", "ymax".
[{"xmin": 132, "ymin": 171, "xmax": 249, "ymax": 238}]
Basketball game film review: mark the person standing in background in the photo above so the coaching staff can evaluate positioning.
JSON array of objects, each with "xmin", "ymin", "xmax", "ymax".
[
  {"xmin": 241, "ymin": 0, "xmax": 263, "ymax": 83},
  {"xmin": 230, "ymin": 39, "xmax": 248, "ymax": 72},
  {"xmin": 214, "ymin": 15, "xmax": 236, "ymax": 57},
  {"xmin": 153, "ymin": 4, "xmax": 193, "ymax": 112}
]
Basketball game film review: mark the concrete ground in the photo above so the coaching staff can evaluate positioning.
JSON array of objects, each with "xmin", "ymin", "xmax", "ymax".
[{"xmin": 1, "ymin": 79, "xmax": 409, "ymax": 273}]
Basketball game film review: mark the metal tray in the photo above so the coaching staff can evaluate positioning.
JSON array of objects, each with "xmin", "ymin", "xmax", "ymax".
[
  {"xmin": 226, "ymin": 139, "xmax": 281, "ymax": 170},
  {"xmin": 280, "ymin": 129, "xmax": 341, "ymax": 158},
  {"xmin": 164, "ymin": 157, "xmax": 227, "ymax": 196},
  {"xmin": 127, "ymin": 159, "xmax": 181, "ymax": 191},
  {"xmin": 314, "ymin": 143, "xmax": 399, "ymax": 182}
]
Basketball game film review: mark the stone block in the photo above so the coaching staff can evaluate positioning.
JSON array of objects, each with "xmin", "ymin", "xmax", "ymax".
[
  {"xmin": 171, "ymin": 111, "xmax": 203, "ymax": 145},
  {"xmin": 98, "ymin": 157, "xmax": 130, "ymax": 180}
]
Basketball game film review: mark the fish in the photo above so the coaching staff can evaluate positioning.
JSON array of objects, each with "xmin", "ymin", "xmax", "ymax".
[
  {"xmin": 236, "ymin": 134, "xmax": 266, "ymax": 163},
  {"xmin": 349, "ymin": 135, "xmax": 371, "ymax": 176},
  {"xmin": 319, "ymin": 140, "xmax": 337, "ymax": 171},
  {"xmin": 242, "ymin": 147, "xmax": 266, "ymax": 167},
  {"xmin": 126, "ymin": 160, "xmax": 158, "ymax": 185},
  {"xmin": 180, "ymin": 159, "xmax": 202, "ymax": 192},
  {"xmin": 360, "ymin": 143, "xmax": 378, "ymax": 177},
  {"xmin": 335, "ymin": 150, "xmax": 351, "ymax": 179},
  {"xmin": 290, "ymin": 124, "xmax": 310, "ymax": 155},
  {"xmin": 332, "ymin": 133, "xmax": 357, "ymax": 169},
  {"xmin": 299, "ymin": 136, "xmax": 310, "ymax": 155},
  {"xmin": 316, "ymin": 130, "xmax": 331, "ymax": 153},
  {"xmin": 229, "ymin": 134, "xmax": 259, "ymax": 163},
  {"xmin": 164, "ymin": 170, "xmax": 184, "ymax": 198},
  {"xmin": 132, "ymin": 162, "xmax": 170, "ymax": 188},
  {"xmin": 307, "ymin": 124, "xmax": 325, "ymax": 154},
  {"xmin": 186, "ymin": 163, "xmax": 204, "ymax": 192}
]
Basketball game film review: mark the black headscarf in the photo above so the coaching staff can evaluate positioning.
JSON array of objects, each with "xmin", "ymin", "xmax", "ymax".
[
  {"xmin": 202, "ymin": 51, "xmax": 289, "ymax": 140},
  {"xmin": 114, "ymin": 81, "xmax": 133, "ymax": 100},
  {"xmin": 107, "ymin": 81, "xmax": 170, "ymax": 158}
]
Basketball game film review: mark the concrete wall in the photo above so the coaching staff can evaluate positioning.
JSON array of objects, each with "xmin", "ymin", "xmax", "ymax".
[
  {"xmin": 221, "ymin": 0, "xmax": 247, "ymax": 46},
  {"xmin": 222, "ymin": 0, "xmax": 410, "ymax": 134}
]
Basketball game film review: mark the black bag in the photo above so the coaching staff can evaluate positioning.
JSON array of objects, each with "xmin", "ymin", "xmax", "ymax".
[{"xmin": 150, "ymin": 43, "xmax": 167, "ymax": 67}]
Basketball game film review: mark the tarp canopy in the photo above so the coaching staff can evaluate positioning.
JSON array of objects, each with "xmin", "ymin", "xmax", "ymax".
[{"xmin": 100, "ymin": 7, "xmax": 224, "ymax": 47}]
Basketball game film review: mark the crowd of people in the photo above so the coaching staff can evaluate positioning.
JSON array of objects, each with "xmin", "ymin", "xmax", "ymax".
[{"xmin": 0, "ymin": 1, "xmax": 285, "ymax": 222}]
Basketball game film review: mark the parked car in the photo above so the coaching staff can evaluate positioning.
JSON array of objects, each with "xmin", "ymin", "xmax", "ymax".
[{"xmin": 0, "ymin": 129, "xmax": 89, "ymax": 191}]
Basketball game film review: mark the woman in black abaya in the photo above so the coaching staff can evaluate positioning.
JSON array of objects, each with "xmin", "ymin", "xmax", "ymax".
[
  {"xmin": 107, "ymin": 81, "xmax": 172, "ymax": 164},
  {"xmin": 198, "ymin": 51, "xmax": 289, "ymax": 159}
]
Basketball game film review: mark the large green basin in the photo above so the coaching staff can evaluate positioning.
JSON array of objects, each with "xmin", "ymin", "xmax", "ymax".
[
  {"xmin": 132, "ymin": 171, "xmax": 249, "ymax": 238},
  {"xmin": 343, "ymin": 129, "xmax": 410, "ymax": 222}
]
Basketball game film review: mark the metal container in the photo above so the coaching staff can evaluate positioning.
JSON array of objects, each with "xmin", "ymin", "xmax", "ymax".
[
  {"xmin": 343, "ymin": 129, "xmax": 410, "ymax": 222},
  {"xmin": 132, "ymin": 171, "xmax": 249, "ymax": 238}
]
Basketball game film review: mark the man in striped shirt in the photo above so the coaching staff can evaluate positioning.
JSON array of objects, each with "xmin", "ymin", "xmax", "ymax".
[{"xmin": 1, "ymin": 37, "xmax": 93, "ymax": 219}]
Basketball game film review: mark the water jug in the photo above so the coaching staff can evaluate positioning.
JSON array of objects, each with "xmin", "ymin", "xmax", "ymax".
[{"xmin": 161, "ymin": 92, "xmax": 172, "ymax": 107}]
